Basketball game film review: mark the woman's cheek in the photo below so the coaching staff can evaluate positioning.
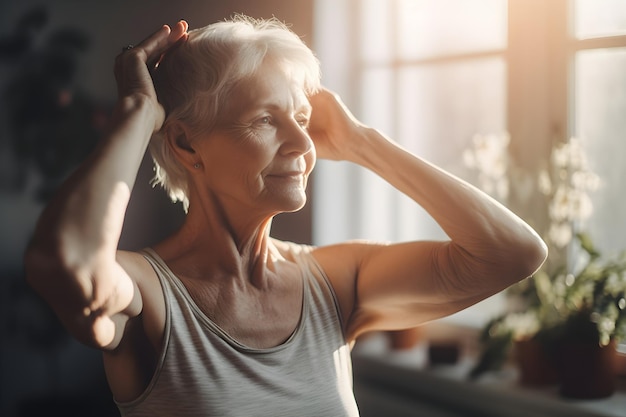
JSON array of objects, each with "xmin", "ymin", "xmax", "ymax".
[{"xmin": 305, "ymin": 149, "xmax": 316, "ymax": 175}]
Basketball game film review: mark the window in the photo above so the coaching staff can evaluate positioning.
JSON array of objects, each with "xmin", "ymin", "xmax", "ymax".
[
  {"xmin": 573, "ymin": 0, "xmax": 626, "ymax": 254},
  {"xmin": 312, "ymin": 0, "xmax": 626, "ymax": 326}
]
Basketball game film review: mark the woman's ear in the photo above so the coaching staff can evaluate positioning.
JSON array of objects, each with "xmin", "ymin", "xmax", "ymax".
[{"xmin": 165, "ymin": 121, "xmax": 200, "ymax": 169}]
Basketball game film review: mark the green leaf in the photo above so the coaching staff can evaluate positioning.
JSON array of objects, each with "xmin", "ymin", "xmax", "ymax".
[
  {"xmin": 468, "ymin": 333, "xmax": 513, "ymax": 380},
  {"xmin": 577, "ymin": 232, "xmax": 600, "ymax": 259}
]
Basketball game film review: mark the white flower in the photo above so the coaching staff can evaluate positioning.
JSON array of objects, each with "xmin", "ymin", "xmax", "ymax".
[
  {"xmin": 572, "ymin": 170, "xmax": 601, "ymax": 192},
  {"xmin": 549, "ymin": 185, "xmax": 574, "ymax": 222},
  {"xmin": 464, "ymin": 132, "xmax": 510, "ymax": 201},
  {"xmin": 552, "ymin": 137, "xmax": 589, "ymax": 171},
  {"xmin": 570, "ymin": 189, "xmax": 594, "ymax": 221},
  {"xmin": 498, "ymin": 311, "xmax": 541, "ymax": 339},
  {"xmin": 549, "ymin": 221, "xmax": 573, "ymax": 248}
]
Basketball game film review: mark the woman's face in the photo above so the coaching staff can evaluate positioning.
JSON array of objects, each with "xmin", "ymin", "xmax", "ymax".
[{"xmin": 193, "ymin": 60, "xmax": 316, "ymax": 216}]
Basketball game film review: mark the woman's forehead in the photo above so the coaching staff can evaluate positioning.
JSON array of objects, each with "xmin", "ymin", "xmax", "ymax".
[{"xmin": 227, "ymin": 64, "xmax": 311, "ymax": 114}]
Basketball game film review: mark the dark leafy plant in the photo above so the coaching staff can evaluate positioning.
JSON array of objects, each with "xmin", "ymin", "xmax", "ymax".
[
  {"xmin": 0, "ymin": 6, "xmax": 108, "ymax": 200},
  {"xmin": 470, "ymin": 233, "xmax": 626, "ymax": 379}
]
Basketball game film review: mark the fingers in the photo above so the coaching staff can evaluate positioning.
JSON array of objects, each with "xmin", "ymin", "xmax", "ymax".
[
  {"xmin": 119, "ymin": 20, "xmax": 189, "ymax": 65},
  {"xmin": 152, "ymin": 20, "xmax": 189, "ymax": 68},
  {"xmin": 142, "ymin": 20, "xmax": 189, "ymax": 63},
  {"xmin": 133, "ymin": 20, "xmax": 188, "ymax": 62},
  {"xmin": 170, "ymin": 19, "xmax": 189, "ymax": 42},
  {"xmin": 310, "ymin": 87, "xmax": 362, "ymax": 128},
  {"xmin": 114, "ymin": 20, "xmax": 189, "ymax": 100}
]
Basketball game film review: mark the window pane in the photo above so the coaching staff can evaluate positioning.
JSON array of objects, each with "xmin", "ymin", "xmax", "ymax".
[
  {"xmin": 360, "ymin": 0, "xmax": 393, "ymax": 63},
  {"xmin": 397, "ymin": 58, "xmax": 506, "ymax": 166},
  {"xmin": 360, "ymin": 68, "xmax": 395, "ymax": 134},
  {"xmin": 575, "ymin": 48, "xmax": 626, "ymax": 254},
  {"xmin": 357, "ymin": 68, "xmax": 398, "ymax": 241},
  {"xmin": 397, "ymin": 0, "xmax": 507, "ymax": 60},
  {"xmin": 575, "ymin": 0, "xmax": 626, "ymax": 39},
  {"xmin": 394, "ymin": 57, "xmax": 506, "ymax": 240}
]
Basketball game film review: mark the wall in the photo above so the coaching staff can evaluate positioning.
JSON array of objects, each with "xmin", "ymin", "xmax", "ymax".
[{"xmin": 0, "ymin": 1, "xmax": 314, "ymax": 415}]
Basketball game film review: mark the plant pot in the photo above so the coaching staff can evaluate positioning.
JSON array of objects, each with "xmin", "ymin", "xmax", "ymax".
[
  {"xmin": 387, "ymin": 327, "xmax": 422, "ymax": 350},
  {"xmin": 558, "ymin": 340, "xmax": 617, "ymax": 399},
  {"xmin": 514, "ymin": 338, "xmax": 559, "ymax": 387},
  {"xmin": 428, "ymin": 342, "xmax": 460, "ymax": 365}
]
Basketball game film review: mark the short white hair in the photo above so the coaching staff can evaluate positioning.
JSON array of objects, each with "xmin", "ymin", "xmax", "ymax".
[{"xmin": 150, "ymin": 15, "xmax": 321, "ymax": 211}]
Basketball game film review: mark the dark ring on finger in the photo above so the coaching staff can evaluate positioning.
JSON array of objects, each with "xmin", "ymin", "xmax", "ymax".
[{"xmin": 122, "ymin": 44, "xmax": 134, "ymax": 52}]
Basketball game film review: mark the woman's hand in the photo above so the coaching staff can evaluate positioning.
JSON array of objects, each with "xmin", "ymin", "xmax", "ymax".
[
  {"xmin": 307, "ymin": 88, "xmax": 369, "ymax": 161},
  {"xmin": 113, "ymin": 20, "xmax": 188, "ymax": 133}
]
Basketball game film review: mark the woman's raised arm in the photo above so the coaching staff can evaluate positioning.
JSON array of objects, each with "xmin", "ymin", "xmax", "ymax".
[
  {"xmin": 23, "ymin": 21, "xmax": 188, "ymax": 350},
  {"xmin": 308, "ymin": 89, "xmax": 547, "ymax": 340}
]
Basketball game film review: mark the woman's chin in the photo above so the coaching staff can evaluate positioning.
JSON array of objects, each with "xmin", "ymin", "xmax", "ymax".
[{"xmin": 273, "ymin": 191, "xmax": 308, "ymax": 213}]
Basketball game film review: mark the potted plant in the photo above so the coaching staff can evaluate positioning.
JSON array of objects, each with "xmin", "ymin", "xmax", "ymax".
[
  {"xmin": 547, "ymin": 233, "xmax": 626, "ymax": 398},
  {"xmin": 464, "ymin": 135, "xmax": 626, "ymax": 397},
  {"xmin": 470, "ymin": 233, "xmax": 626, "ymax": 397}
]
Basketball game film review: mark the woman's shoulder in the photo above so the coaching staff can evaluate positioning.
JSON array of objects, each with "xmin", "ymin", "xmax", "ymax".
[{"xmin": 270, "ymin": 239, "xmax": 315, "ymax": 260}]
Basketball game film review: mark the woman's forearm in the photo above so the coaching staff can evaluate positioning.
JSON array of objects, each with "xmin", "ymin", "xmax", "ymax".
[
  {"xmin": 25, "ymin": 96, "xmax": 156, "ymax": 320},
  {"xmin": 37, "ymin": 97, "xmax": 156, "ymax": 261},
  {"xmin": 350, "ymin": 126, "xmax": 547, "ymax": 282}
]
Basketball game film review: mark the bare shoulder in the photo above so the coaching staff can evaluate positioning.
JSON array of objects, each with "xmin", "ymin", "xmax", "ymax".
[
  {"xmin": 311, "ymin": 240, "xmax": 386, "ymax": 278},
  {"xmin": 270, "ymin": 238, "xmax": 382, "ymax": 275},
  {"xmin": 310, "ymin": 240, "xmax": 451, "ymax": 340},
  {"xmin": 309, "ymin": 241, "xmax": 386, "ymax": 333}
]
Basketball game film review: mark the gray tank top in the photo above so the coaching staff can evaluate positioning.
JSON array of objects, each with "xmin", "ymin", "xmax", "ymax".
[{"xmin": 115, "ymin": 243, "xmax": 360, "ymax": 417}]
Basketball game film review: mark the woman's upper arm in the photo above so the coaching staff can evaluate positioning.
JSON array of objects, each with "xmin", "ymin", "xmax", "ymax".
[
  {"xmin": 313, "ymin": 240, "xmax": 521, "ymax": 342},
  {"xmin": 116, "ymin": 250, "xmax": 166, "ymax": 352}
]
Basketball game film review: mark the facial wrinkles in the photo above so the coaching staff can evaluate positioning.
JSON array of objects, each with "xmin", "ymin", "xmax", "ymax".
[
  {"xmin": 227, "ymin": 62, "xmax": 311, "ymax": 132},
  {"xmin": 201, "ymin": 62, "xmax": 314, "ymax": 205},
  {"xmin": 206, "ymin": 121, "xmax": 274, "ymax": 203},
  {"xmin": 223, "ymin": 86, "xmax": 311, "ymax": 153}
]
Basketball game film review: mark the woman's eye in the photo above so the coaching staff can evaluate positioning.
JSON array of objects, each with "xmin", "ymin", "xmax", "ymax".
[
  {"xmin": 297, "ymin": 118, "xmax": 310, "ymax": 128},
  {"xmin": 256, "ymin": 116, "xmax": 271, "ymax": 125}
]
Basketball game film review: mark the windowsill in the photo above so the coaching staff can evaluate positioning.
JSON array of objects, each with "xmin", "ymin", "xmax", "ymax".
[{"xmin": 352, "ymin": 328, "xmax": 626, "ymax": 417}]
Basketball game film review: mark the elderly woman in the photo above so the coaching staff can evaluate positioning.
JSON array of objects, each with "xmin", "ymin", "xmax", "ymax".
[{"xmin": 24, "ymin": 16, "xmax": 546, "ymax": 417}]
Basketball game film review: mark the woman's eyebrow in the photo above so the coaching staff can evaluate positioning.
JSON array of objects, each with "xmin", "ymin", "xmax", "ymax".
[{"xmin": 246, "ymin": 100, "xmax": 312, "ymax": 115}]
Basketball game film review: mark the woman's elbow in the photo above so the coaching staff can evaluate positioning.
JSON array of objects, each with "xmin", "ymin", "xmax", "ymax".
[
  {"xmin": 24, "ymin": 245, "xmax": 94, "ymax": 344},
  {"xmin": 511, "ymin": 232, "xmax": 548, "ymax": 281}
]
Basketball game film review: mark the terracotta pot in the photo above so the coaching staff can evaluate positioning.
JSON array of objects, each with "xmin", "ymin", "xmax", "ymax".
[
  {"xmin": 387, "ymin": 328, "xmax": 422, "ymax": 350},
  {"xmin": 514, "ymin": 338, "xmax": 559, "ymax": 386},
  {"xmin": 558, "ymin": 340, "xmax": 617, "ymax": 399},
  {"xmin": 428, "ymin": 342, "xmax": 460, "ymax": 365}
]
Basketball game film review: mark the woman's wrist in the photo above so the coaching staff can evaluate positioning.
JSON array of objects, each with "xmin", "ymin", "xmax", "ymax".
[
  {"xmin": 113, "ymin": 94, "xmax": 163, "ymax": 135},
  {"xmin": 347, "ymin": 126, "xmax": 399, "ymax": 169}
]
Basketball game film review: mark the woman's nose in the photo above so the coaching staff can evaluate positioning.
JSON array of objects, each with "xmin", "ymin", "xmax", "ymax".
[{"xmin": 280, "ymin": 120, "xmax": 313, "ymax": 156}]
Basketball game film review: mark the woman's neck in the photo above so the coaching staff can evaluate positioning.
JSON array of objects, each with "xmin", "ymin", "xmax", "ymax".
[{"xmin": 154, "ymin": 198, "xmax": 279, "ymax": 287}]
